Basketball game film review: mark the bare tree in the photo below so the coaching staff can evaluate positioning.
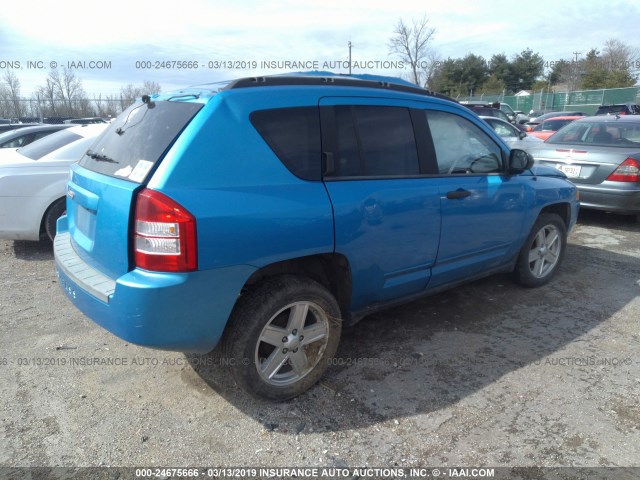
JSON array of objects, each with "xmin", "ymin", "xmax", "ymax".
[
  {"xmin": 35, "ymin": 68, "xmax": 87, "ymax": 117},
  {"xmin": 37, "ymin": 76, "xmax": 59, "ymax": 116},
  {"xmin": 423, "ymin": 50, "xmax": 443, "ymax": 90},
  {"xmin": 2, "ymin": 71, "xmax": 23, "ymax": 118},
  {"xmin": 142, "ymin": 80, "xmax": 162, "ymax": 95},
  {"xmin": 49, "ymin": 67, "xmax": 86, "ymax": 115},
  {"xmin": 93, "ymin": 93, "xmax": 122, "ymax": 118},
  {"xmin": 602, "ymin": 38, "xmax": 639, "ymax": 74},
  {"xmin": 0, "ymin": 85, "xmax": 9, "ymax": 117},
  {"xmin": 120, "ymin": 80, "xmax": 162, "ymax": 109},
  {"xmin": 389, "ymin": 15, "xmax": 437, "ymax": 87}
]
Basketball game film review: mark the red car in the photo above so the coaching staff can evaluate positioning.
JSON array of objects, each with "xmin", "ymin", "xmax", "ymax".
[{"xmin": 530, "ymin": 116, "xmax": 583, "ymax": 141}]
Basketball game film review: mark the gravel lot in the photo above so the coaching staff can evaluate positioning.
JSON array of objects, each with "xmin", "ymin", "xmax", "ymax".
[{"xmin": 1, "ymin": 210, "xmax": 639, "ymax": 471}]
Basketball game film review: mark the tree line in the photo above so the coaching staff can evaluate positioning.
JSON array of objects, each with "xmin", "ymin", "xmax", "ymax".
[
  {"xmin": 0, "ymin": 68, "xmax": 161, "ymax": 120},
  {"xmin": 388, "ymin": 16, "xmax": 639, "ymax": 96}
]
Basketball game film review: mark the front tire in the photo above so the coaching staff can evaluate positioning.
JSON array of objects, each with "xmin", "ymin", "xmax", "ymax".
[
  {"xmin": 513, "ymin": 213, "xmax": 567, "ymax": 287},
  {"xmin": 222, "ymin": 276, "xmax": 342, "ymax": 401}
]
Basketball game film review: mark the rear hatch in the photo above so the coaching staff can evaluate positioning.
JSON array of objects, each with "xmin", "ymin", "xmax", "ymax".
[{"xmin": 66, "ymin": 97, "xmax": 204, "ymax": 279}]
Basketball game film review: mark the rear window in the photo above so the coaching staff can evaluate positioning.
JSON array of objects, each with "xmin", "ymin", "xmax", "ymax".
[
  {"xmin": 547, "ymin": 120, "xmax": 640, "ymax": 146},
  {"xmin": 79, "ymin": 100, "xmax": 203, "ymax": 183},
  {"xmin": 250, "ymin": 107, "xmax": 321, "ymax": 181},
  {"xmin": 18, "ymin": 129, "xmax": 82, "ymax": 160},
  {"xmin": 540, "ymin": 119, "xmax": 573, "ymax": 131},
  {"xmin": 46, "ymin": 136, "xmax": 97, "ymax": 161},
  {"xmin": 596, "ymin": 105, "xmax": 631, "ymax": 115}
]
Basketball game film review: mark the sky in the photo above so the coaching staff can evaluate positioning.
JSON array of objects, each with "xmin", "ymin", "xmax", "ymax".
[{"xmin": 1, "ymin": 0, "xmax": 639, "ymax": 98}]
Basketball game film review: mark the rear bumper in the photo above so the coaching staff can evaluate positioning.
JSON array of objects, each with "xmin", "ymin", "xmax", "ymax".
[
  {"xmin": 54, "ymin": 221, "xmax": 255, "ymax": 353},
  {"xmin": 577, "ymin": 184, "xmax": 640, "ymax": 214}
]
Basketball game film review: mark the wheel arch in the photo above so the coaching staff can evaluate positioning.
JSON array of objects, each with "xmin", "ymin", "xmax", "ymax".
[
  {"xmin": 242, "ymin": 253, "xmax": 353, "ymax": 320},
  {"xmin": 38, "ymin": 195, "xmax": 66, "ymax": 237},
  {"xmin": 539, "ymin": 202, "xmax": 571, "ymax": 227}
]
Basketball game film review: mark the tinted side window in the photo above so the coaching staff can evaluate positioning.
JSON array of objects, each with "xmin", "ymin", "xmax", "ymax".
[
  {"xmin": 250, "ymin": 107, "xmax": 321, "ymax": 181},
  {"xmin": 1, "ymin": 133, "xmax": 32, "ymax": 148},
  {"xmin": 426, "ymin": 111, "xmax": 502, "ymax": 175},
  {"xmin": 334, "ymin": 107, "xmax": 361, "ymax": 177},
  {"xmin": 332, "ymin": 106, "xmax": 419, "ymax": 177},
  {"xmin": 32, "ymin": 131, "xmax": 53, "ymax": 141}
]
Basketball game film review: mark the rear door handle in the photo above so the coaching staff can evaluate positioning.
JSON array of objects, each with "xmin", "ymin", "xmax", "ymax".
[{"xmin": 446, "ymin": 189, "xmax": 471, "ymax": 200}]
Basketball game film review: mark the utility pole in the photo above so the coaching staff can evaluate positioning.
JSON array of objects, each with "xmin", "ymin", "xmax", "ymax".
[
  {"xmin": 36, "ymin": 92, "xmax": 43, "ymax": 123},
  {"xmin": 571, "ymin": 52, "xmax": 581, "ymax": 92},
  {"xmin": 348, "ymin": 41, "xmax": 352, "ymax": 75}
]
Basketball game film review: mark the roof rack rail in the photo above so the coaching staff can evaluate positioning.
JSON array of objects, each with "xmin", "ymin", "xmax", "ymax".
[{"xmin": 224, "ymin": 75, "xmax": 455, "ymax": 102}]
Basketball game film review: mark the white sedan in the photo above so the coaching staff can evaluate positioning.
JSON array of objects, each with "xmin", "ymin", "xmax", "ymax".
[{"xmin": 0, "ymin": 124, "xmax": 107, "ymax": 242}]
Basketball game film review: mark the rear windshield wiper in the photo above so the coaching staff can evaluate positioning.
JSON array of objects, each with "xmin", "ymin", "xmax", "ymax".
[{"xmin": 86, "ymin": 149, "xmax": 118, "ymax": 163}]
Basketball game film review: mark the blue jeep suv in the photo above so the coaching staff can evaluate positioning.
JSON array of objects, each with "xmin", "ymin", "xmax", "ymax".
[{"xmin": 54, "ymin": 73, "xmax": 578, "ymax": 400}]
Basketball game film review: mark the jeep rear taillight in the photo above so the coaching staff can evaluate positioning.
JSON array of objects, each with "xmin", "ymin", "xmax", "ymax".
[
  {"xmin": 606, "ymin": 158, "xmax": 640, "ymax": 182},
  {"xmin": 134, "ymin": 189, "xmax": 197, "ymax": 272}
]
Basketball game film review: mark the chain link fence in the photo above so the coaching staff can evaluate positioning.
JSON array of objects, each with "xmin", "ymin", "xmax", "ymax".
[
  {"xmin": 3, "ymin": 86, "xmax": 640, "ymax": 123},
  {"xmin": 458, "ymin": 86, "xmax": 640, "ymax": 115},
  {"xmin": 0, "ymin": 98, "xmax": 133, "ymax": 124}
]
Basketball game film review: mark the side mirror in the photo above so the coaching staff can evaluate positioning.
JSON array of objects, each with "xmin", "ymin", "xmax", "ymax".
[
  {"xmin": 508, "ymin": 149, "xmax": 534, "ymax": 174},
  {"xmin": 518, "ymin": 131, "xmax": 527, "ymax": 140}
]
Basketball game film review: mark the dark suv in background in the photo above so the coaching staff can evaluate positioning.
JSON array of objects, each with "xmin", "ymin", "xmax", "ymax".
[
  {"xmin": 595, "ymin": 103, "xmax": 640, "ymax": 116},
  {"xmin": 462, "ymin": 104, "xmax": 513, "ymax": 123}
]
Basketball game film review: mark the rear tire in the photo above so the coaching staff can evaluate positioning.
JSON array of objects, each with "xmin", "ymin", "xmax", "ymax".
[
  {"xmin": 43, "ymin": 198, "xmax": 66, "ymax": 242},
  {"xmin": 222, "ymin": 275, "xmax": 341, "ymax": 401},
  {"xmin": 513, "ymin": 213, "xmax": 567, "ymax": 288}
]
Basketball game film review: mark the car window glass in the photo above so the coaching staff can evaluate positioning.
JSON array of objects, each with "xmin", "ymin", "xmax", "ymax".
[
  {"xmin": 495, "ymin": 111, "xmax": 510, "ymax": 122},
  {"xmin": 620, "ymin": 124, "xmax": 640, "ymax": 142},
  {"xmin": 426, "ymin": 111, "xmax": 502, "ymax": 174},
  {"xmin": 597, "ymin": 105, "xmax": 627, "ymax": 114},
  {"xmin": 18, "ymin": 129, "xmax": 82, "ymax": 160},
  {"xmin": 46, "ymin": 136, "xmax": 98, "ymax": 161},
  {"xmin": 491, "ymin": 121, "xmax": 517, "ymax": 138},
  {"xmin": 548, "ymin": 121, "xmax": 640, "ymax": 146},
  {"xmin": 250, "ymin": 107, "xmax": 321, "ymax": 181},
  {"xmin": 79, "ymin": 100, "xmax": 203, "ymax": 183},
  {"xmin": 32, "ymin": 131, "xmax": 53, "ymax": 141},
  {"xmin": 334, "ymin": 106, "xmax": 361, "ymax": 176},
  {"xmin": 1, "ymin": 134, "xmax": 30, "ymax": 148},
  {"xmin": 542, "ymin": 120, "xmax": 572, "ymax": 131},
  {"xmin": 0, "ymin": 129, "xmax": 19, "ymax": 142},
  {"xmin": 331, "ymin": 105, "xmax": 419, "ymax": 177}
]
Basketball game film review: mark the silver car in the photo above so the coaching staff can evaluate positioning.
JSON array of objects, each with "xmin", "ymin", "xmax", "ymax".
[{"xmin": 529, "ymin": 116, "xmax": 640, "ymax": 219}]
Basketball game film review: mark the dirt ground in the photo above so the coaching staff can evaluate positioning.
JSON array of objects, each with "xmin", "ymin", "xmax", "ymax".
[{"xmin": 1, "ymin": 210, "xmax": 639, "ymax": 472}]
